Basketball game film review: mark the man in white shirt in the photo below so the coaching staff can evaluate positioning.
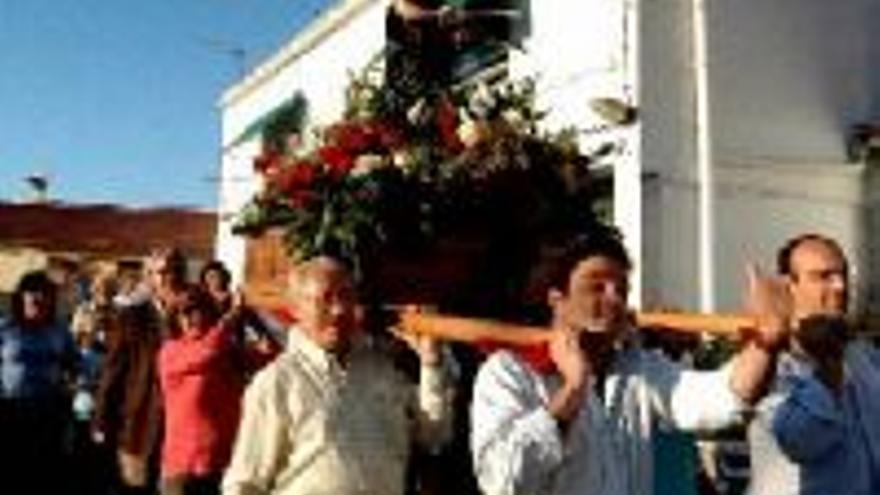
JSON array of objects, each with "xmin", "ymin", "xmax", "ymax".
[
  {"xmin": 471, "ymin": 228, "xmax": 791, "ymax": 495},
  {"xmin": 222, "ymin": 256, "xmax": 453, "ymax": 495}
]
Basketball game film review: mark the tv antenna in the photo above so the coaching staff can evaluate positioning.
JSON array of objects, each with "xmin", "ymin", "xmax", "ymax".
[
  {"xmin": 23, "ymin": 171, "xmax": 51, "ymax": 203},
  {"xmin": 196, "ymin": 36, "xmax": 248, "ymax": 79}
]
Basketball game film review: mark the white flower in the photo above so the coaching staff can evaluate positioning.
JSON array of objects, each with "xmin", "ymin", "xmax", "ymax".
[
  {"xmin": 357, "ymin": 85, "xmax": 379, "ymax": 105},
  {"xmin": 351, "ymin": 154, "xmax": 386, "ymax": 177},
  {"xmin": 469, "ymin": 82, "xmax": 497, "ymax": 119},
  {"xmin": 458, "ymin": 119, "xmax": 490, "ymax": 148},
  {"xmin": 406, "ymin": 99, "xmax": 431, "ymax": 126},
  {"xmin": 512, "ymin": 79, "xmax": 533, "ymax": 95},
  {"xmin": 502, "ymin": 109, "xmax": 527, "ymax": 131},
  {"xmin": 392, "ymin": 150, "xmax": 415, "ymax": 173}
]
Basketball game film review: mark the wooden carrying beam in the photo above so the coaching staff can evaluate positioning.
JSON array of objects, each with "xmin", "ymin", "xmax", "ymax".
[{"xmin": 396, "ymin": 310, "xmax": 756, "ymax": 345}]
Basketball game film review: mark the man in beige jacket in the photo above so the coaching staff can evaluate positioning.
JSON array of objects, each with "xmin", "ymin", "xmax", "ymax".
[{"xmin": 222, "ymin": 256, "xmax": 454, "ymax": 495}]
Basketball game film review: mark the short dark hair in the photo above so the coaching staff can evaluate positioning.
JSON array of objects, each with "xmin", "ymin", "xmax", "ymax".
[
  {"xmin": 199, "ymin": 260, "xmax": 231, "ymax": 289},
  {"xmin": 777, "ymin": 233, "xmax": 846, "ymax": 276},
  {"xmin": 539, "ymin": 225, "xmax": 632, "ymax": 294},
  {"xmin": 517, "ymin": 226, "xmax": 630, "ymax": 325},
  {"xmin": 11, "ymin": 270, "xmax": 57, "ymax": 325},
  {"xmin": 177, "ymin": 284, "xmax": 220, "ymax": 326}
]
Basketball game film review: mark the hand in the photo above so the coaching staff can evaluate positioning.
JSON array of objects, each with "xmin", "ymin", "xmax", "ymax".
[
  {"xmin": 91, "ymin": 429, "xmax": 106, "ymax": 445},
  {"xmin": 547, "ymin": 328, "xmax": 592, "ymax": 427},
  {"xmin": 390, "ymin": 306, "xmax": 442, "ymax": 366},
  {"xmin": 253, "ymin": 336, "xmax": 277, "ymax": 355},
  {"xmin": 392, "ymin": 330, "xmax": 442, "ymax": 365},
  {"xmin": 746, "ymin": 264, "xmax": 792, "ymax": 351},
  {"xmin": 549, "ymin": 328, "xmax": 591, "ymax": 389},
  {"xmin": 231, "ymin": 288, "xmax": 247, "ymax": 311}
]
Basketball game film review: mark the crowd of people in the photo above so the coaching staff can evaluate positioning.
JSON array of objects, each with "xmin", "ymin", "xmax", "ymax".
[
  {"xmin": 0, "ymin": 250, "xmax": 279, "ymax": 494},
  {"xmin": 0, "ymin": 229, "xmax": 877, "ymax": 495}
]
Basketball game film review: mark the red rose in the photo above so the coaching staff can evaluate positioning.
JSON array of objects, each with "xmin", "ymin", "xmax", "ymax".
[
  {"xmin": 329, "ymin": 123, "xmax": 372, "ymax": 153},
  {"xmin": 289, "ymin": 190, "xmax": 316, "ymax": 208},
  {"xmin": 253, "ymin": 149, "xmax": 283, "ymax": 174},
  {"xmin": 437, "ymin": 97, "xmax": 464, "ymax": 152},
  {"xmin": 273, "ymin": 162, "xmax": 315, "ymax": 195},
  {"xmin": 373, "ymin": 120, "xmax": 405, "ymax": 150},
  {"xmin": 319, "ymin": 146, "xmax": 355, "ymax": 178}
]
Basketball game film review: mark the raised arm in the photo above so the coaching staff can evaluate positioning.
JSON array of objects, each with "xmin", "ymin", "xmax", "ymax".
[
  {"xmin": 727, "ymin": 266, "xmax": 791, "ymax": 405},
  {"xmin": 643, "ymin": 268, "xmax": 790, "ymax": 430},
  {"xmin": 642, "ymin": 351, "xmax": 747, "ymax": 431},
  {"xmin": 394, "ymin": 332, "xmax": 455, "ymax": 451}
]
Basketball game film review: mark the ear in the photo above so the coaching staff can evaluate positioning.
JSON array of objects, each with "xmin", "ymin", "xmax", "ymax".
[{"xmin": 547, "ymin": 287, "xmax": 565, "ymax": 309}]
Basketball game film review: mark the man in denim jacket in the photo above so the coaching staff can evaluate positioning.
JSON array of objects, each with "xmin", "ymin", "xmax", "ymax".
[{"xmin": 747, "ymin": 234, "xmax": 880, "ymax": 495}]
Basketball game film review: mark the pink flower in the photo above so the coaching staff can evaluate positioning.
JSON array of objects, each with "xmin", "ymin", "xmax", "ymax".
[{"xmin": 437, "ymin": 97, "xmax": 464, "ymax": 153}]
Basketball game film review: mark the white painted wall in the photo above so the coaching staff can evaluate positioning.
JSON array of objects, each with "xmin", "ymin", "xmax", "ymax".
[
  {"xmin": 638, "ymin": 0, "xmax": 697, "ymax": 309},
  {"xmin": 709, "ymin": 0, "xmax": 877, "ymax": 163},
  {"xmin": 216, "ymin": 0, "xmax": 386, "ymax": 284},
  {"xmin": 642, "ymin": 0, "xmax": 880, "ymax": 312},
  {"xmin": 522, "ymin": 0, "xmax": 642, "ymax": 302},
  {"xmin": 706, "ymin": 0, "xmax": 879, "ymax": 312}
]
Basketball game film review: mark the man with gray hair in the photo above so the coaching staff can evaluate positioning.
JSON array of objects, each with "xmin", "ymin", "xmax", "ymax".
[{"xmin": 222, "ymin": 256, "xmax": 454, "ymax": 495}]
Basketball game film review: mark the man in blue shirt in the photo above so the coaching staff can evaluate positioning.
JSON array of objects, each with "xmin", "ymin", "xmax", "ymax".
[{"xmin": 747, "ymin": 234, "xmax": 880, "ymax": 495}]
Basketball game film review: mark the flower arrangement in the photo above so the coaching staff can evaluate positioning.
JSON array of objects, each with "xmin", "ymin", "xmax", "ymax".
[{"xmin": 233, "ymin": 64, "xmax": 605, "ymax": 280}]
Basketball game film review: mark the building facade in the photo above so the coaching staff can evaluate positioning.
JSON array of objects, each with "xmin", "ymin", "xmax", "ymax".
[{"xmin": 217, "ymin": 0, "xmax": 880, "ymax": 314}]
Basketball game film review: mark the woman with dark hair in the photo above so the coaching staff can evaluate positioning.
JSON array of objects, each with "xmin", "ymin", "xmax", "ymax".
[
  {"xmin": 199, "ymin": 260, "xmax": 233, "ymax": 315},
  {"xmin": 157, "ymin": 285, "xmax": 251, "ymax": 495},
  {"xmin": 198, "ymin": 260, "xmax": 280, "ymax": 367},
  {"xmin": 0, "ymin": 270, "xmax": 79, "ymax": 489}
]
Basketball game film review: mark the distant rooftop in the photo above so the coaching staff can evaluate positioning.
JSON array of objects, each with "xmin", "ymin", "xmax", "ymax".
[{"xmin": 0, "ymin": 202, "xmax": 217, "ymax": 259}]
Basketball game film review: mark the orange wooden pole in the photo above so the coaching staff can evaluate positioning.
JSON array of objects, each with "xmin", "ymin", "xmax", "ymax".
[
  {"xmin": 397, "ymin": 311, "xmax": 549, "ymax": 345},
  {"xmin": 396, "ymin": 310, "xmax": 756, "ymax": 346},
  {"xmin": 635, "ymin": 312, "xmax": 754, "ymax": 336}
]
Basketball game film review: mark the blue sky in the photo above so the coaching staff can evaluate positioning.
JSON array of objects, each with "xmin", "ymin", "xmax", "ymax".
[{"xmin": 0, "ymin": 0, "xmax": 330, "ymax": 209}]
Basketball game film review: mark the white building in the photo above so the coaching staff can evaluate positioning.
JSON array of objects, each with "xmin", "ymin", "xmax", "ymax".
[{"xmin": 217, "ymin": 0, "xmax": 880, "ymax": 314}]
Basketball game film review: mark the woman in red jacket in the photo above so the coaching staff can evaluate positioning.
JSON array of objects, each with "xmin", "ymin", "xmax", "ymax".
[{"xmin": 157, "ymin": 286, "xmax": 249, "ymax": 495}]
